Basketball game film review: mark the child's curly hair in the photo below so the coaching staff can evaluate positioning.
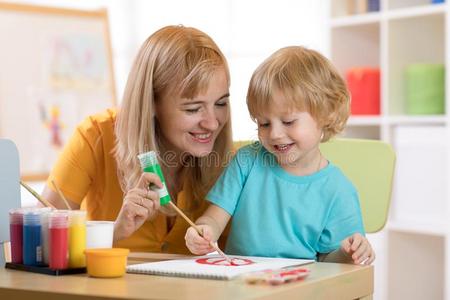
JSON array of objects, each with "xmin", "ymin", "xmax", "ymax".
[{"xmin": 247, "ymin": 46, "xmax": 350, "ymax": 142}]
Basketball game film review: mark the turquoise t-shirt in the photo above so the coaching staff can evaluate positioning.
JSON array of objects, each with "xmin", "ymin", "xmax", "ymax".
[{"xmin": 207, "ymin": 143, "xmax": 365, "ymax": 259}]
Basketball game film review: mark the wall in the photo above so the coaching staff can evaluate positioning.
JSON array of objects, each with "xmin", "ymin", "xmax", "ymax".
[
  {"xmin": 133, "ymin": 0, "xmax": 329, "ymax": 140},
  {"xmin": 7, "ymin": 0, "xmax": 328, "ymax": 141}
]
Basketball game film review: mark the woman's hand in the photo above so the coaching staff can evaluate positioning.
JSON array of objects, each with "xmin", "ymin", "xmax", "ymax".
[
  {"xmin": 340, "ymin": 233, "xmax": 375, "ymax": 265},
  {"xmin": 185, "ymin": 225, "xmax": 216, "ymax": 255},
  {"xmin": 113, "ymin": 172, "xmax": 162, "ymax": 241}
]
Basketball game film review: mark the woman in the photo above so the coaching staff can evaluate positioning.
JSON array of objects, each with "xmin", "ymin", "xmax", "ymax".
[{"xmin": 42, "ymin": 25, "xmax": 233, "ymax": 253}]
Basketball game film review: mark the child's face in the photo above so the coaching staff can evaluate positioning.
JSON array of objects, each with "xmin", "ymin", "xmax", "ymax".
[{"xmin": 256, "ymin": 91, "xmax": 322, "ymax": 174}]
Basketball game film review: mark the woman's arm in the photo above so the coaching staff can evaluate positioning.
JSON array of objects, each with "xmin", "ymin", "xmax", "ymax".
[{"xmin": 41, "ymin": 185, "xmax": 80, "ymax": 210}]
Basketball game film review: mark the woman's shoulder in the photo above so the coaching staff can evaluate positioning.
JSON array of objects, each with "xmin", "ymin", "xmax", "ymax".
[
  {"xmin": 77, "ymin": 108, "xmax": 117, "ymax": 133},
  {"xmin": 74, "ymin": 108, "xmax": 117, "ymax": 146},
  {"xmin": 79, "ymin": 108, "xmax": 117, "ymax": 128}
]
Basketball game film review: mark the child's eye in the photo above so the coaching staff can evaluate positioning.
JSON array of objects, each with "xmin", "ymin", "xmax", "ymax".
[
  {"xmin": 258, "ymin": 123, "xmax": 270, "ymax": 128},
  {"xmin": 283, "ymin": 120, "xmax": 296, "ymax": 126}
]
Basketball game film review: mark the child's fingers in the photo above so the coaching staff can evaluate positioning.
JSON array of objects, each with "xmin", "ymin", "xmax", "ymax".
[
  {"xmin": 341, "ymin": 238, "xmax": 352, "ymax": 253},
  {"xmin": 201, "ymin": 227, "xmax": 214, "ymax": 242},
  {"xmin": 351, "ymin": 242, "xmax": 368, "ymax": 263},
  {"xmin": 349, "ymin": 233, "xmax": 363, "ymax": 252},
  {"xmin": 185, "ymin": 239, "xmax": 210, "ymax": 255},
  {"xmin": 364, "ymin": 251, "xmax": 376, "ymax": 265},
  {"xmin": 188, "ymin": 230, "xmax": 209, "ymax": 245}
]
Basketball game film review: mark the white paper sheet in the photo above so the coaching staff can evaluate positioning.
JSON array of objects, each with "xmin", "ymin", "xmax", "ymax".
[{"xmin": 126, "ymin": 255, "xmax": 313, "ymax": 280}]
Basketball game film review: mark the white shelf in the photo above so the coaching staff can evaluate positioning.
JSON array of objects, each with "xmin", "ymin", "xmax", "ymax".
[
  {"xmin": 388, "ymin": 220, "xmax": 449, "ymax": 237},
  {"xmin": 330, "ymin": 3, "xmax": 446, "ymax": 26},
  {"xmin": 347, "ymin": 115, "xmax": 447, "ymax": 126},
  {"xmin": 387, "ymin": 3, "xmax": 446, "ymax": 20},
  {"xmin": 330, "ymin": 12, "xmax": 381, "ymax": 28},
  {"xmin": 347, "ymin": 116, "xmax": 382, "ymax": 126},
  {"xmin": 330, "ymin": 1, "xmax": 450, "ymax": 299},
  {"xmin": 388, "ymin": 115, "xmax": 447, "ymax": 125}
]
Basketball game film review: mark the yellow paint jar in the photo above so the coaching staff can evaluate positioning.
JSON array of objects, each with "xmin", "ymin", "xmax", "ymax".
[{"xmin": 68, "ymin": 210, "xmax": 86, "ymax": 268}]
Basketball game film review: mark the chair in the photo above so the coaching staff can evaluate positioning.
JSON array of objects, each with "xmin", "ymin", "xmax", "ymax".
[
  {"xmin": 319, "ymin": 138, "xmax": 395, "ymax": 233},
  {"xmin": 233, "ymin": 138, "xmax": 396, "ymax": 233},
  {"xmin": 0, "ymin": 139, "xmax": 21, "ymax": 265}
]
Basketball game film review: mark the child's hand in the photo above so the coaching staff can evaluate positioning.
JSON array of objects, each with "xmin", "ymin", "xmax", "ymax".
[
  {"xmin": 185, "ymin": 225, "xmax": 216, "ymax": 255},
  {"xmin": 340, "ymin": 233, "xmax": 375, "ymax": 265}
]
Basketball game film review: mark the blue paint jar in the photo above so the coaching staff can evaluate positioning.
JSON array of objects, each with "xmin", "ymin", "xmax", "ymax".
[{"xmin": 23, "ymin": 210, "xmax": 42, "ymax": 265}]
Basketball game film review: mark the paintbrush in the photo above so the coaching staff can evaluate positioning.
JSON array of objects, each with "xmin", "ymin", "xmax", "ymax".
[
  {"xmin": 167, "ymin": 201, "xmax": 233, "ymax": 264},
  {"xmin": 51, "ymin": 180, "xmax": 72, "ymax": 210},
  {"xmin": 20, "ymin": 180, "xmax": 56, "ymax": 209}
]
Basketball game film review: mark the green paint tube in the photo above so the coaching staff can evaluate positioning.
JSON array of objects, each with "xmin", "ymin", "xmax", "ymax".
[{"xmin": 137, "ymin": 151, "xmax": 171, "ymax": 206}]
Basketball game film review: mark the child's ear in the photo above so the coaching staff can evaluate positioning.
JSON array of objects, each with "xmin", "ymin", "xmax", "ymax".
[{"xmin": 320, "ymin": 130, "xmax": 324, "ymax": 141}]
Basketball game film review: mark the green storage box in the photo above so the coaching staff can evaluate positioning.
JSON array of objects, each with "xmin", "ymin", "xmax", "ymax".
[{"xmin": 405, "ymin": 64, "xmax": 445, "ymax": 115}]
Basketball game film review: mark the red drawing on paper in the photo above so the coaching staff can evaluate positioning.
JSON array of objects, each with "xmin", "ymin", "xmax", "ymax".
[{"xmin": 195, "ymin": 257, "xmax": 254, "ymax": 267}]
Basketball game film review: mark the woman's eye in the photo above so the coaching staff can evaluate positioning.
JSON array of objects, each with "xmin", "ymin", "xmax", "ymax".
[
  {"xmin": 185, "ymin": 107, "xmax": 201, "ymax": 114},
  {"xmin": 258, "ymin": 123, "xmax": 270, "ymax": 128},
  {"xmin": 215, "ymin": 101, "xmax": 228, "ymax": 107}
]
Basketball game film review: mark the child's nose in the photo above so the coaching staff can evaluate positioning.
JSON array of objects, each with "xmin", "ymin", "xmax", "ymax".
[{"xmin": 269, "ymin": 125, "xmax": 284, "ymax": 140}]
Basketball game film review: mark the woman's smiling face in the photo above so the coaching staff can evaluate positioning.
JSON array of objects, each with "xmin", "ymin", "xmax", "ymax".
[{"xmin": 155, "ymin": 68, "xmax": 230, "ymax": 157}]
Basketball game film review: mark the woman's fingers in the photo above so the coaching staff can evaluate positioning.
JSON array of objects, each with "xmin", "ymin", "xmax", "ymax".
[
  {"xmin": 136, "ymin": 172, "xmax": 163, "ymax": 189},
  {"xmin": 127, "ymin": 187, "xmax": 161, "ymax": 215},
  {"xmin": 123, "ymin": 196, "xmax": 149, "ymax": 218}
]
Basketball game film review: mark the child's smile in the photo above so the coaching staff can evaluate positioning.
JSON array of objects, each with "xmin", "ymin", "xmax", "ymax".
[{"xmin": 273, "ymin": 143, "xmax": 295, "ymax": 153}]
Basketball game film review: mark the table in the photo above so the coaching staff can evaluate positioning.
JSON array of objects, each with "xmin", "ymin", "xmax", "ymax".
[{"xmin": 0, "ymin": 253, "xmax": 373, "ymax": 300}]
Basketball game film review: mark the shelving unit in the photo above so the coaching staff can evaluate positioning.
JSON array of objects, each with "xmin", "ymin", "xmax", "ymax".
[{"xmin": 329, "ymin": 1, "xmax": 449, "ymax": 299}]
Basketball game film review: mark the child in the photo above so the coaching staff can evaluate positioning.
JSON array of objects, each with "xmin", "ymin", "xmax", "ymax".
[{"xmin": 185, "ymin": 46, "xmax": 375, "ymax": 265}]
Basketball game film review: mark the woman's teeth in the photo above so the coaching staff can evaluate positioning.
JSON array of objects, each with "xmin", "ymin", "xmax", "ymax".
[{"xmin": 193, "ymin": 133, "xmax": 211, "ymax": 139}]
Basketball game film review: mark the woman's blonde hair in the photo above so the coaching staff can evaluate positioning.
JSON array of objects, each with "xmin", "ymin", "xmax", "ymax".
[
  {"xmin": 114, "ymin": 25, "xmax": 232, "ymax": 212},
  {"xmin": 247, "ymin": 46, "xmax": 350, "ymax": 142}
]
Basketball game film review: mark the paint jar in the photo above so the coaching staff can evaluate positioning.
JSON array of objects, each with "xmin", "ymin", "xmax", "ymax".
[
  {"xmin": 86, "ymin": 221, "xmax": 114, "ymax": 249},
  {"xmin": 84, "ymin": 248, "xmax": 129, "ymax": 278},
  {"xmin": 9, "ymin": 208, "xmax": 24, "ymax": 264},
  {"xmin": 39, "ymin": 207, "xmax": 53, "ymax": 266},
  {"xmin": 137, "ymin": 151, "xmax": 171, "ymax": 205},
  {"xmin": 49, "ymin": 211, "xmax": 69, "ymax": 270},
  {"xmin": 69, "ymin": 210, "xmax": 86, "ymax": 268},
  {"xmin": 23, "ymin": 209, "xmax": 42, "ymax": 265}
]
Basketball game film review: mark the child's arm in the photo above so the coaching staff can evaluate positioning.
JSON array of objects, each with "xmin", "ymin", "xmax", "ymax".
[
  {"xmin": 317, "ymin": 233, "xmax": 375, "ymax": 265},
  {"xmin": 185, "ymin": 204, "xmax": 231, "ymax": 255}
]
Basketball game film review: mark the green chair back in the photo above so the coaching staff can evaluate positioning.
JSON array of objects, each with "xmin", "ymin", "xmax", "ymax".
[{"xmin": 320, "ymin": 138, "xmax": 395, "ymax": 233}]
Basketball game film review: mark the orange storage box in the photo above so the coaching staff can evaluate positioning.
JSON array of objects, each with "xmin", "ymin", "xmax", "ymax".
[{"xmin": 346, "ymin": 67, "xmax": 380, "ymax": 115}]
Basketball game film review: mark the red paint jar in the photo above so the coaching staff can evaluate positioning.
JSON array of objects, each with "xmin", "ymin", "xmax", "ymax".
[
  {"xmin": 9, "ymin": 208, "xmax": 24, "ymax": 264},
  {"xmin": 49, "ymin": 211, "xmax": 69, "ymax": 270}
]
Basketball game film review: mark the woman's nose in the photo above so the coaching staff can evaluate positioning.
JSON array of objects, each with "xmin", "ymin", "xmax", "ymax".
[{"xmin": 200, "ymin": 109, "xmax": 219, "ymax": 131}]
